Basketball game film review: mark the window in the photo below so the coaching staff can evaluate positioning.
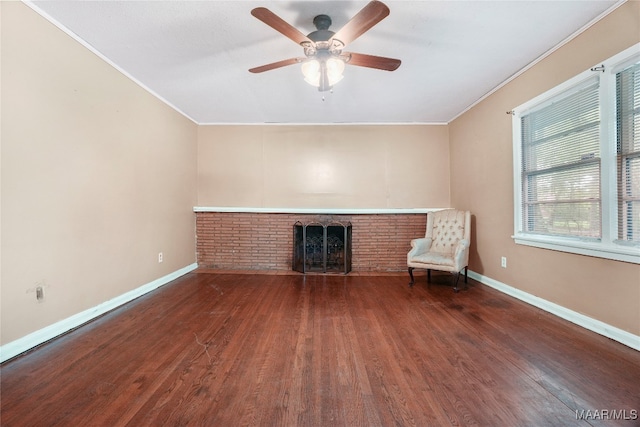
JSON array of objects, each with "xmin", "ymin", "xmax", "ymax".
[
  {"xmin": 520, "ymin": 76, "xmax": 601, "ymax": 240},
  {"xmin": 512, "ymin": 43, "xmax": 640, "ymax": 264},
  {"xmin": 616, "ymin": 62, "xmax": 640, "ymax": 242}
]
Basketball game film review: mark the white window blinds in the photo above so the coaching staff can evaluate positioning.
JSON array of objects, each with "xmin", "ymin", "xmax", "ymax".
[
  {"xmin": 520, "ymin": 76, "xmax": 601, "ymax": 239},
  {"xmin": 616, "ymin": 62, "xmax": 640, "ymax": 242}
]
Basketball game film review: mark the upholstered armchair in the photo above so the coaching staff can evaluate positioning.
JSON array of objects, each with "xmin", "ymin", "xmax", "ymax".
[{"xmin": 407, "ymin": 209, "xmax": 471, "ymax": 292}]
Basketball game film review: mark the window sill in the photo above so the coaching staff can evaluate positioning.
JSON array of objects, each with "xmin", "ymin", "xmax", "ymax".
[{"xmin": 513, "ymin": 234, "xmax": 640, "ymax": 264}]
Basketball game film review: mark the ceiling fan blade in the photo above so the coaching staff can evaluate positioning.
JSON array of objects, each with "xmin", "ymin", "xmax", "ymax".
[
  {"xmin": 344, "ymin": 52, "xmax": 401, "ymax": 71},
  {"xmin": 251, "ymin": 7, "xmax": 312, "ymax": 46},
  {"xmin": 330, "ymin": 1, "xmax": 390, "ymax": 47},
  {"xmin": 249, "ymin": 58, "xmax": 303, "ymax": 74}
]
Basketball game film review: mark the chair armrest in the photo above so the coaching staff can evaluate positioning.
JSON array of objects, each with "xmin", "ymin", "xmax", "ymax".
[
  {"xmin": 454, "ymin": 239, "xmax": 470, "ymax": 267},
  {"xmin": 408, "ymin": 238, "xmax": 432, "ymax": 258}
]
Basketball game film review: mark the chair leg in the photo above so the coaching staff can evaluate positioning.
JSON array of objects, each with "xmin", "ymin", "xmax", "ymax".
[
  {"xmin": 408, "ymin": 267, "xmax": 415, "ymax": 287},
  {"xmin": 452, "ymin": 272, "xmax": 460, "ymax": 293},
  {"xmin": 427, "ymin": 269, "xmax": 431, "ymax": 281}
]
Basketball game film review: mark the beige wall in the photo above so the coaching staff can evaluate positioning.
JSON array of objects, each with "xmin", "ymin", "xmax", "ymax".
[
  {"xmin": 198, "ymin": 125, "xmax": 450, "ymax": 209},
  {"xmin": 1, "ymin": 3, "xmax": 198, "ymax": 345},
  {"xmin": 449, "ymin": 2, "xmax": 640, "ymax": 335}
]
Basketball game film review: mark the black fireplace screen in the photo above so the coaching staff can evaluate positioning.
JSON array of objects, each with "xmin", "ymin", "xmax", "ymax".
[{"xmin": 293, "ymin": 221, "xmax": 352, "ymax": 274}]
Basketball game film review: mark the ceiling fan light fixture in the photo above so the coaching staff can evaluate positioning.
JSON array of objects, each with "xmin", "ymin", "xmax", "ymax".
[
  {"xmin": 326, "ymin": 57, "xmax": 345, "ymax": 83},
  {"xmin": 301, "ymin": 59, "xmax": 321, "ymax": 86},
  {"xmin": 301, "ymin": 57, "xmax": 345, "ymax": 91}
]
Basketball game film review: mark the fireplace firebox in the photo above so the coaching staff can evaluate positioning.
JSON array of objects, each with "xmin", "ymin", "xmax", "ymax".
[{"xmin": 293, "ymin": 221, "xmax": 352, "ymax": 274}]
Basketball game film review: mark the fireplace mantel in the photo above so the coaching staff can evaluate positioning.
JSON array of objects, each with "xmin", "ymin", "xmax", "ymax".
[{"xmin": 193, "ymin": 207, "xmax": 441, "ymax": 214}]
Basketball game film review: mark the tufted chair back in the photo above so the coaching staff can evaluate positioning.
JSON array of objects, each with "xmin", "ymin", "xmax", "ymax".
[{"xmin": 425, "ymin": 209, "xmax": 469, "ymax": 255}]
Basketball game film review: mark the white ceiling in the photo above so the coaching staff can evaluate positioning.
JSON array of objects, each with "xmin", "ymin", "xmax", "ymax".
[{"xmin": 28, "ymin": 1, "xmax": 621, "ymax": 124}]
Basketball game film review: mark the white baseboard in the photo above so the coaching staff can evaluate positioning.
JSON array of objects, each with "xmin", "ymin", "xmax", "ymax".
[
  {"xmin": 468, "ymin": 270, "xmax": 640, "ymax": 351},
  {"xmin": 0, "ymin": 263, "xmax": 198, "ymax": 363}
]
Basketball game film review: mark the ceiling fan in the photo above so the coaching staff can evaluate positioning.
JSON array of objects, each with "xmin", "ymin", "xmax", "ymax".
[{"xmin": 249, "ymin": 0, "xmax": 401, "ymax": 92}]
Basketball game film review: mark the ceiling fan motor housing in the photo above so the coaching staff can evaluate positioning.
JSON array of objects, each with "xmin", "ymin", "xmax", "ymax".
[{"xmin": 307, "ymin": 15, "xmax": 336, "ymax": 43}]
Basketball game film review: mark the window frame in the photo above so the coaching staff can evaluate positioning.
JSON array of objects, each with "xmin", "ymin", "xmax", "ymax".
[{"xmin": 512, "ymin": 43, "xmax": 640, "ymax": 264}]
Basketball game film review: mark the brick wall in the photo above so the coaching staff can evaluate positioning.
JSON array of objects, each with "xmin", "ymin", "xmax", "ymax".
[{"xmin": 196, "ymin": 212, "xmax": 427, "ymax": 272}]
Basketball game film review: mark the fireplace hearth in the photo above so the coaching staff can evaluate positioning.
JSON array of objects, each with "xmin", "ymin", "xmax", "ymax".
[{"xmin": 293, "ymin": 221, "xmax": 352, "ymax": 274}]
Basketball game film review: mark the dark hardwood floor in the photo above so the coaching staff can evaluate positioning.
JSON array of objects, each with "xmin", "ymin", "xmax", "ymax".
[{"xmin": 1, "ymin": 271, "xmax": 639, "ymax": 426}]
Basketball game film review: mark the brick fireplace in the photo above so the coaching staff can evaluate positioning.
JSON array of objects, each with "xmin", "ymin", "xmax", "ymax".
[{"xmin": 195, "ymin": 209, "xmax": 428, "ymax": 272}]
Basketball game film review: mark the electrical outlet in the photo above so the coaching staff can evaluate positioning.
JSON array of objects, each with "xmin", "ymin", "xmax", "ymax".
[
  {"xmin": 158, "ymin": 252, "xmax": 163, "ymax": 263},
  {"xmin": 36, "ymin": 286, "xmax": 44, "ymax": 301},
  {"xmin": 501, "ymin": 256, "xmax": 507, "ymax": 268}
]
